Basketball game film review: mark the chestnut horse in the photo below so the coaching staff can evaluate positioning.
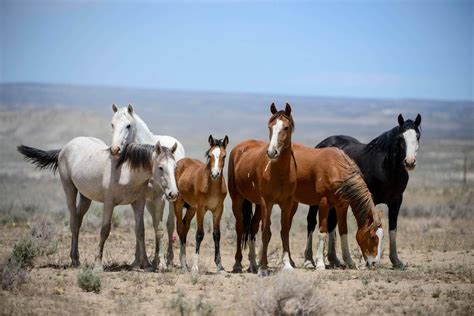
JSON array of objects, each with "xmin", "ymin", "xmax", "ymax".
[
  {"xmin": 249, "ymin": 145, "xmax": 383, "ymax": 269},
  {"xmin": 174, "ymin": 135, "xmax": 229, "ymax": 275},
  {"xmin": 292, "ymin": 145, "xmax": 383, "ymax": 269},
  {"xmin": 228, "ymin": 103, "xmax": 297, "ymax": 276}
]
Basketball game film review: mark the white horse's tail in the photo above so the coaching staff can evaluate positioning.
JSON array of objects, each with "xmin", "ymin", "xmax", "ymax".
[{"xmin": 17, "ymin": 145, "xmax": 60, "ymax": 174}]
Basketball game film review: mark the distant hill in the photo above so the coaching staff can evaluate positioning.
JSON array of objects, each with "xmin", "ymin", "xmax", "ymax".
[{"xmin": 1, "ymin": 82, "xmax": 472, "ymax": 142}]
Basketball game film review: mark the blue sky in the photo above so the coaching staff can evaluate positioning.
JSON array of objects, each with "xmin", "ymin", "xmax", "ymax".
[{"xmin": 1, "ymin": 0, "xmax": 472, "ymax": 100}]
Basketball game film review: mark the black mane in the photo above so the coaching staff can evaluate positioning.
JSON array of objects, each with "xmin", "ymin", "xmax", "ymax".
[
  {"xmin": 205, "ymin": 138, "xmax": 227, "ymax": 159},
  {"xmin": 117, "ymin": 143, "xmax": 174, "ymax": 170}
]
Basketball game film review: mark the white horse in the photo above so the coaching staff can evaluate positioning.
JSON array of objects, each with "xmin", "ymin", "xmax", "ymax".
[
  {"xmin": 110, "ymin": 104, "xmax": 185, "ymax": 270},
  {"xmin": 18, "ymin": 138, "xmax": 179, "ymax": 271}
]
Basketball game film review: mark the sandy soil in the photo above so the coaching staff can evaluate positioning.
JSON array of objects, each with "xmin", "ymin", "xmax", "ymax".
[{"xmin": 1, "ymin": 215, "xmax": 472, "ymax": 315}]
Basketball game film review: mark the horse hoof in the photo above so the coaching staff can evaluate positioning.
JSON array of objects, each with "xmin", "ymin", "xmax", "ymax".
[
  {"xmin": 328, "ymin": 258, "xmax": 343, "ymax": 269},
  {"xmin": 282, "ymin": 264, "xmax": 294, "ymax": 271},
  {"xmin": 258, "ymin": 268, "xmax": 270, "ymax": 277},
  {"xmin": 191, "ymin": 265, "xmax": 199, "ymax": 276},
  {"xmin": 158, "ymin": 263, "xmax": 168, "ymax": 272},
  {"xmin": 71, "ymin": 260, "xmax": 81, "ymax": 268},
  {"xmin": 131, "ymin": 259, "xmax": 141, "ymax": 268},
  {"xmin": 316, "ymin": 261, "xmax": 326, "ymax": 270},
  {"xmin": 144, "ymin": 266, "xmax": 156, "ymax": 273},
  {"xmin": 247, "ymin": 265, "xmax": 258, "ymax": 274},
  {"xmin": 303, "ymin": 260, "xmax": 315, "ymax": 269},
  {"xmin": 290, "ymin": 260, "xmax": 296, "ymax": 268},
  {"xmin": 232, "ymin": 265, "xmax": 243, "ymax": 273},
  {"xmin": 392, "ymin": 261, "xmax": 407, "ymax": 270}
]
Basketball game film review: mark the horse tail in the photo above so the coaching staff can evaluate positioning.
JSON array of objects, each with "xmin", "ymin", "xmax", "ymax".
[
  {"xmin": 17, "ymin": 145, "xmax": 60, "ymax": 174},
  {"xmin": 334, "ymin": 151, "xmax": 375, "ymax": 227},
  {"xmin": 242, "ymin": 199, "xmax": 252, "ymax": 249}
]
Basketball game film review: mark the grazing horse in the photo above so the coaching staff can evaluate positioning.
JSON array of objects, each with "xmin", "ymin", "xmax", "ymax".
[
  {"xmin": 18, "ymin": 138, "xmax": 179, "ymax": 271},
  {"xmin": 173, "ymin": 135, "xmax": 229, "ymax": 275},
  {"xmin": 249, "ymin": 145, "xmax": 383, "ymax": 269},
  {"xmin": 111, "ymin": 104, "xmax": 185, "ymax": 270},
  {"xmin": 306, "ymin": 114, "xmax": 422, "ymax": 269},
  {"xmin": 228, "ymin": 103, "xmax": 297, "ymax": 276}
]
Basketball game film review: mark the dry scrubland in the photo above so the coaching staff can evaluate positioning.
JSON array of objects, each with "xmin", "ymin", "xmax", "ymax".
[{"xmin": 0, "ymin": 104, "xmax": 473, "ymax": 315}]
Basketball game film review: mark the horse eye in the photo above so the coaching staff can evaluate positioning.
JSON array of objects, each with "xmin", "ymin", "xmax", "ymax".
[
  {"xmin": 284, "ymin": 127, "xmax": 289, "ymax": 131},
  {"xmin": 158, "ymin": 166, "xmax": 163, "ymax": 171},
  {"xmin": 127, "ymin": 124, "xmax": 131, "ymax": 129},
  {"xmin": 111, "ymin": 123, "xmax": 114, "ymax": 128}
]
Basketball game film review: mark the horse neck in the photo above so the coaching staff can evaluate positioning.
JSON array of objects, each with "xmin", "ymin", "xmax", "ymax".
[
  {"xmin": 367, "ymin": 128, "xmax": 405, "ymax": 176},
  {"xmin": 133, "ymin": 114, "xmax": 155, "ymax": 144}
]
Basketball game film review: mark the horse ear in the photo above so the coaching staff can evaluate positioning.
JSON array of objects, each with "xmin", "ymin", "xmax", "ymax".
[
  {"xmin": 398, "ymin": 114, "xmax": 404, "ymax": 126},
  {"xmin": 171, "ymin": 142, "xmax": 178, "ymax": 154},
  {"xmin": 270, "ymin": 103, "xmax": 277, "ymax": 114},
  {"xmin": 223, "ymin": 135, "xmax": 229, "ymax": 148},
  {"xmin": 285, "ymin": 103, "xmax": 292, "ymax": 116},
  {"xmin": 155, "ymin": 141, "xmax": 162, "ymax": 155},
  {"xmin": 127, "ymin": 104, "xmax": 134, "ymax": 115},
  {"xmin": 112, "ymin": 104, "xmax": 118, "ymax": 113},
  {"xmin": 378, "ymin": 210, "xmax": 383, "ymax": 227},
  {"xmin": 208, "ymin": 135, "xmax": 215, "ymax": 146},
  {"xmin": 415, "ymin": 114, "xmax": 421, "ymax": 127}
]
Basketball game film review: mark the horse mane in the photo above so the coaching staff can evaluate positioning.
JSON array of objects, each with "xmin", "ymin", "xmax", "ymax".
[
  {"xmin": 335, "ymin": 153, "xmax": 375, "ymax": 227},
  {"xmin": 204, "ymin": 138, "xmax": 227, "ymax": 159},
  {"xmin": 364, "ymin": 126, "xmax": 398, "ymax": 153},
  {"xmin": 268, "ymin": 111, "xmax": 295, "ymax": 131},
  {"xmin": 117, "ymin": 143, "xmax": 155, "ymax": 171}
]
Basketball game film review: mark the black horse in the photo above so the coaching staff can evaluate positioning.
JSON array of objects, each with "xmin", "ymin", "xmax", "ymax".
[{"xmin": 306, "ymin": 114, "xmax": 422, "ymax": 269}]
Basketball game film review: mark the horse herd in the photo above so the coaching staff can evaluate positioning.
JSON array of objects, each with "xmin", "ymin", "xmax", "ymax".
[{"xmin": 17, "ymin": 103, "xmax": 422, "ymax": 276}]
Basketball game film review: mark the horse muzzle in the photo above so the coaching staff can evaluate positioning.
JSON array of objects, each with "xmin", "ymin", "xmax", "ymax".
[
  {"xmin": 404, "ymin": 159, "xmax": 416, "ymax": 171},
  {"xmin": 166, "ymin": 191, "xmax": 179, "ymax": 202},
  {"xmin": 267, "ymin": 149, "xmax": 279, "ymax": 160},
  {"xmin": 110, "ymin": 145, "xmax": 122, "ymax": 156}
]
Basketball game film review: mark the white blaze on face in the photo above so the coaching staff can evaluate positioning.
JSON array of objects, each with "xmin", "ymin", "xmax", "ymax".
[
  {"xmin": 375, "ymin": 228, "xmax": 384, "ymax": 263},
  {"xmin": 268, "ymin": 119, "xmax": 283, "ymax": 156},
  {"xmin": 211, "ymin": 147, "xmax": 221, "ymax": 177},
  {"xmin": 158, "ymin": 158, "xmax": 178, "ymax": 199},
  {"xmin": 403, "ymin": 129, "xmax": 418, "ymax": 165}
]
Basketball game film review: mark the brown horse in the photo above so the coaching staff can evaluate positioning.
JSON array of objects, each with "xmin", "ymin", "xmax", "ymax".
[
  {"xmin": 250, "ymin": 145, "xmax": 383, "ymax": 269},
  {"xmin": 228, "ymin": 103, "xmax": 297, "ymax": 276},
  {"xmin": 173, "ymin": 135, "xmax": 229, "ymax": 275}
]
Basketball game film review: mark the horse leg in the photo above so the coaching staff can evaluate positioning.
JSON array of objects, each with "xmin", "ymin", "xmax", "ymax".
[
  {"xmin": 287, "ymin": 201, "xmax": 299, "ymax": 268},
  {"xmin": 212, "ymin": 205, "xmax": 225, "ymax": 272},
  {"xmin": 174, "ymin": 199, "xmax": 188, "ymax": 272},
  {"xmin": 258, "ymin": 200, "xmax": 273, "ymax": 277},
  {"xmin": 327, "ymin": 207, "xmax": 343, "ymax": 268},
  {"xmin": 166, "ymin": 201, "xmax": 176, "ymax": 266},
  {"xmin": 132, "ymin": 198, "xmax": 153, "ymax": 272},
  {"xmin": 388, "ymin": 199, "xmax": 405, "ymax": 269},
  {"xmin": 145, "ymin": 199, "xmax": 158, "ymax": 268},
  {"xmin": 94, "ymin": 199, "xmax": 114, "ymax": 271},
  {"xmin": 61, "ymin": 177, "xmax": 80, "ymax": 267},
  {"xmin": 74, "ymin": 194, "xmax": 91, "ymax": 266},
  {"xmin": 304, "ymin": 205, "xmax": 318, "ymax": 269},
  {"xmin": 248, "ymin": 204, "xmax": 261, "ymax": 273},
  {"xmin": 180, "ymin": 205, "xmax": 196, "ymax": 272},
  {"xmin": 192, "ymin": 206, "xmax": 205, "ymax": 276},
  {"xmin": 336, "ymin": 205, "xmax": 356, "ymax": 269},
  {"xmin": 231, "ymin": 197, "xmax": 244, "ymax": 273},
  {"xmin": 280, "ymin": 199, "xmax": 294, "ymax": 271},
  {"xmin": 154, "ymin": 196, "xmax": 168, "ymax": 272},
  {"xmin": 315, "ymin": 198, "xmax": 329, "ymax": 270}
]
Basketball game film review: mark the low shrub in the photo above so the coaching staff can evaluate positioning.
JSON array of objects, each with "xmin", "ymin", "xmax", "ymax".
[{"xmin": 77, "ymin": 268, "xmax": 101, "ymax": 293}]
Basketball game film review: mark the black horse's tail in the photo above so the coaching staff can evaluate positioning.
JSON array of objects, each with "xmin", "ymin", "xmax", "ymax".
[
  {"xmin": 17, "ymin": 145, "xmax": 60, "ymax": 174},
  {"xmin": 242, "ymin": 199, "xmax": 252, "ymax": 249}
]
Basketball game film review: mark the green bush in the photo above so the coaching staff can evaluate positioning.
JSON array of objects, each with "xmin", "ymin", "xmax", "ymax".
[
  {"xmin": 77, "ymin": 268, "xmax": 101, "ymax": 293},
  {"xmin": 10, "ymin": 237, "xmax": 39, "ymax": 269},
  {"xmin": 1, "ymin": 258, "xmax": 28, "ymax": 290}
]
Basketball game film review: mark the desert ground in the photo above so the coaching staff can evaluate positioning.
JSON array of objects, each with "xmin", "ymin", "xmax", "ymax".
[{"xmin": 0, "ymin": 89, "xmax": 473, "ymax": 315}]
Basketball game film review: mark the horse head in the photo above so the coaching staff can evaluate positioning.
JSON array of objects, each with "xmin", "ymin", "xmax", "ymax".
[
  {"xmin": 356, "ymin": 209, "xmax": 384, "ymax": 268},
  {"xmin": 267, "ymin": 103, "xmax": 294, "ymax": 160},
  {"xmin": 153, "ymin": 141, "xmax": 179, "ymax": 201},
  {"xmin": 110, "ymin": 104, "xmax": 137, "ymax": 156},
  {"xmin": 396, "ymin": 114, "xmax": 422, "ymax": 171},
  {"xmin": 206, "ymin": 135, "xmax": 229, "ymax": 180}
]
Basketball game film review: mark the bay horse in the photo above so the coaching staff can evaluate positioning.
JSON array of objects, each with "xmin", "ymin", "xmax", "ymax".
[
  {"xmin": 249, "ymin": 145, "xmax": 384, "ymax": 269},
  {"xmin": 111, "ymin": 104, "xmax": 185, "ymax": 270},
  {"xmin": 18, "ymin": 138, "xmax": 179, "ymax": 271},
  {"xmin": 173, "ymin": 135, "xmax": 229, "ymax": 275},
  {"xmin": 306, "ymin": 114, "xmax": 422, "ymax": 269},
  {"xmin": 228, "ymin": 103, "xmax": 297, "ymax": 276}
]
